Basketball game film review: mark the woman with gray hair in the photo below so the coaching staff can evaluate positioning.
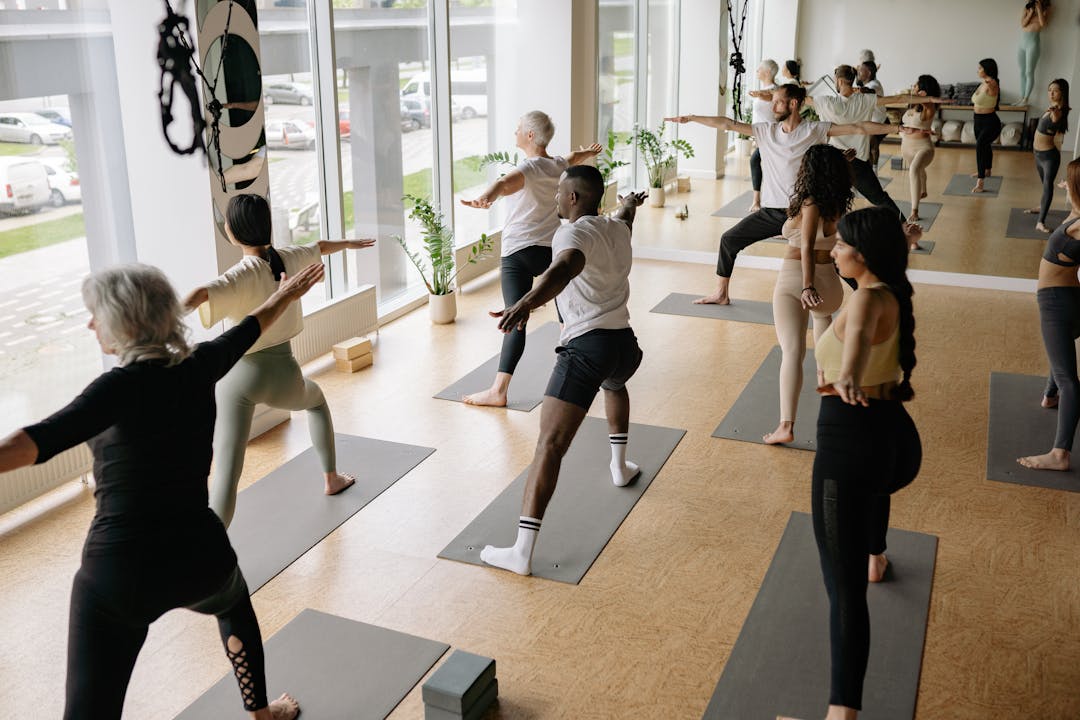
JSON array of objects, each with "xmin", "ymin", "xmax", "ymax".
[
  {"xmin": 0, "ymin": 261, "xmax": 325, "ymax": 720},
  {"xmin": 458, "ymin": 110, "xmax": 602, "ymax": 407},
  {"xmin": 748, "ymin": 59, "xmax": 780, "ymax": 213}
]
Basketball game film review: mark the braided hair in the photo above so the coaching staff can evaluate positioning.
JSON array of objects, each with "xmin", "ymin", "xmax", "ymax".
[
  {"xmin": 836, "ymin": 206, "xmax": 917, "ymax": 401},
  {"xmin": 787, "ymin": 144, "xmax": 854, "ymax": 221},
  {"xmin": 225, "ymin": 194, "xmax": 286, "ymax": 281}
]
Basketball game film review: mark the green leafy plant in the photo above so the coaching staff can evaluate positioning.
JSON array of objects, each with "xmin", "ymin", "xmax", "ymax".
[
  {"xmin": 58, "ymin": 138, "xmax": 77, "ymax": 173},
  {"xmin": 628, "ymin": 122, "xmax": 694, "ymax": 189},
  {"xmin": 596, "ymin": 129, "xmax": 628, "ymax": 185},
  {"xmin": 474, "ymin": 150, "xmax": 519, "ymax": 171},
  {"xmin": 394, "ymin": 194, "xmax": 494, "ymax": 296}
]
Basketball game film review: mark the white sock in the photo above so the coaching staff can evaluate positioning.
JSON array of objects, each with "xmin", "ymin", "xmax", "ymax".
[
  {"xmin": 609, "ymin": 433, "xmax": 639, "ymax": 487},
  {"xmin": 480, "ymin": 516, "xmax": 540, "ymax": 575}
]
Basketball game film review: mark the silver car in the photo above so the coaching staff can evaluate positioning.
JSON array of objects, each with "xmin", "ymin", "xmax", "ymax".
[{"xmin": 0, "ymin": 113, "xmax": 72, "ymax": 145}]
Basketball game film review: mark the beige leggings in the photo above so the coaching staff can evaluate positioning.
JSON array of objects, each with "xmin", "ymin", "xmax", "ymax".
[
  {"xmin": 901, "ymin": 136, "xmax": 935, "ymax": 214},
  {"xmin": 773, "ymin": 259, "xmax": 844, "ymax": 422}
]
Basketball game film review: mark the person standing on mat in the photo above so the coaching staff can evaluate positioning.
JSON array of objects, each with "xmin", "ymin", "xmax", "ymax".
[
  {"xmin": 802, "ymin": 205, "xmax": 922, "ymax": 720},
  {"xmin": 458, "ymin": 111, "xmax": 602, "ymax": 408},
  {"xmin": 856, "ymin": 60, "xmax": 887, "ymax": 170},
  {"xmin": 1018, "ymin": 0, "xmax": 1052, "ymax": 106},
  {"xmin": 665, "ymin": 85, "xmax": 897, "ymax": 306},
  {"xmin": 764, "ymin": 145, "xmax": 852, "ymax": 446},
  {"xmin": 479, "ymin": 166, "xmax": 646, "ymax": 576},
  {"xmin": 899, "ymin": 75, "xmax": 942, "ymax": 226},
  {"xmin": 183, "ymin": 193, "xmax": 375, "ymax": 527},
  {"xmin": 1018, "ymin": 159, "xmax": 1080, "ymax": 471},
  {"xmin": 0, "ymin": 261, "xmax": 325, "ymax": 720},
  {"xmin": 749, "ymin": 59, "xmax": 780, "ymax": 213},
  {"xmin": 971, "ymin": 59, "xmax": 1002, "ymax": 193},
  {"xmin": 1024, "ymin": 79, "xmax": 1070, "ymax": 233}
]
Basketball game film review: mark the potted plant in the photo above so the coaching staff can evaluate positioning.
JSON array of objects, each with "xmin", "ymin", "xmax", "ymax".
[
  {"xmin": 394, "ymin": 194, "xmax": 494, "ymax": 324},
  {"xmin": 629, "ymin": 122, "xmax": 694, "ymax": 208},
  {"xmin": 596, "ymin": 129, "xmax": 629, "ymax": 213}
]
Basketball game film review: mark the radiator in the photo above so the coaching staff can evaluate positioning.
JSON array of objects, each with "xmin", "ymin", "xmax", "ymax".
[{"xmin": 0, "ymin": 444, "xmax": 91, "ymax": 517}]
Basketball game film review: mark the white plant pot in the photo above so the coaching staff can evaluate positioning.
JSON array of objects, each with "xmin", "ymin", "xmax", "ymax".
[
  {"xmin": 601, "ymin": 181, "xmax": 618, "ymax": 213},
  {"xmin": 736, "ymin": 138, "xmax": 752, "ymax": 157},
  {"xmin": 429, "ymin": 291, "xmax": 457, "ymax": 324},
  {"xmin": 648, "ymin": 186, "xmax": 666, "ymax": 208}
]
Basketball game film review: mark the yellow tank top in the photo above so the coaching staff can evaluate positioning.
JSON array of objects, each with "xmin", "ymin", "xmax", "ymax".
[
  {"xmin": 815, "ymin": 284, "xmax": 902, "ymax": 386},
  {"xmin": 972, "ymin": 84, "xmax": 997, "ymax": 109}
]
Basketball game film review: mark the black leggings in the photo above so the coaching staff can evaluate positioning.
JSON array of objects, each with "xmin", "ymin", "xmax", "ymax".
[
  {"xmin": 1038, "ymin": 287, "xmax": 1080, "ymax": 450},
  {"xmin": 973, "ymin": 112, "xmax": 1001, "ymax": 180},
  {"xmin": 750, "ymin": 148, "xmax": 763, "ymax": 192},
  {"xmin": 499, "ymin": 245, "xmax": 554, "ymax": 374},
  {"xmin": 716, "ymin": 207, "xmax": 787, "ymax": 277},
  {"xmin": 1035, "ymin": 148, "xmax": 1062, "ymax": 225},
  {"xmin": 851, "ymin": 158, "xmax": 903, "ymax": 222},
  {"xmin": 812, "ymin": 396, "xmax": 921, "ymax": 710},
  {"xmin": 65, "ymin": 519, "xmax": 267, "ymax": 718}
]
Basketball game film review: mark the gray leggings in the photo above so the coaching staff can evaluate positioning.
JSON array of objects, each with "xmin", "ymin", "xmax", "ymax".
[
  {"xmin": 1038, "ymin": 287, "xmax": 1080, "ymax": 451},
  {"xmin": 1035, "ymin": 148, "xmax": 1061, "ymax": 225},
  {"xmin": 211, "ymin": 341, "xmax": 336, "ymax": 526}
]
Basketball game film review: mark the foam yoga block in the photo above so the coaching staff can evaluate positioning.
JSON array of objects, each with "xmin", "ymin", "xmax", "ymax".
[
  {"xmin": 333, "ymin": 336, "xmax": 372, "ymax": 360},
  {"xmin": 422, "ymin": 650, "xmax": 497, "ymax": 715}
]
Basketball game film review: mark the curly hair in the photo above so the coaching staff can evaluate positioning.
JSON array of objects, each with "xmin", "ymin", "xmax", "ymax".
[
  {"xmin": 836, "ymin": 206, "xmax": 917, "ymax": 401},
  {"xmin": 787, "ymin": 144, "xmax": 855, "ymax": 221},
  {"xmin": 912, "ymin": 74, "xmax": 941, "ymax": 114}
]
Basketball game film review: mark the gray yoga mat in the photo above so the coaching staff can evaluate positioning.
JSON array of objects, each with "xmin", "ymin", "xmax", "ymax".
[
  {"xmin": 703, "ymin": 512, "xmax": 938, "ymax": 720},
  {"xmin": 987, "ymin": 372, "xmax": 1080, "ymax": 492},
  {"xmin": 910, "ymin": 240, "xmax": 936, "ymax": 255},
  {"xmin": 174, "ymin": 609, "xmax": 449, "ymax": 720},
  {"xmin": 943, "ymin": 173, "xmax": 1002, "ymax": 196},
  {"xmin": 229, "ymin": 434, "xmax": 435, "ymax": 592},
  {"xmin": 711, "ymin": 190, "xmax": 757, "ymax": 218},
  {"xmin": 877, "ymin": 153, "xmax": 893, "ymax": 171},
  {"xmin": 895, "ymin": 201, "xmax": 943, "ymax": 232},
  {"xmin": 434, "ymin": 321, "xmax": 560, "ymax": 412},
  {"xmin": 651, "ymin": 292, "xmax": 802, "ymax": 327},
  {"xmin": 1005, "ymin": 208, "xmax": 1072, "ymax": 239},
  {"xmin": 712, "ymin": 345, "xmax": 821, "ymax": 452},
  {"xmin": 438, "ymin": 417, "xmax": 685, "ymax": 584}
]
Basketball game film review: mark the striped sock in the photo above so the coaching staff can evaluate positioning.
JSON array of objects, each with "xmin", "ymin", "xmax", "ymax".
[
  {"xmin": 609, "ymin": 433, "xmax": 628, "ymax": 467},
  {"xmin": 480, "ymin": 515, "xmax": 540, "ymax": 575},
  {"xmin": 609, "ymin": 432, "xmax": 639, "ymax": 487}
]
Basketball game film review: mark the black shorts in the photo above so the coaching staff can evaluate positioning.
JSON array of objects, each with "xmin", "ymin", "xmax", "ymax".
[{"xmin": 544, "ymin": 328, "xmax": 643, "ymax": 410}]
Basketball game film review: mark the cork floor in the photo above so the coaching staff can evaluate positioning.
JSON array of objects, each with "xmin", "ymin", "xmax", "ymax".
[{"xmin": 1, "ymin": 257, "xmax": 1078, "ymax": 718}]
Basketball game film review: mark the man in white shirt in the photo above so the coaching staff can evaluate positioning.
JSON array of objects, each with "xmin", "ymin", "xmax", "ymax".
[{"xmin": 479, "ymin": 165, "xmax": 647, "ymax": 576}]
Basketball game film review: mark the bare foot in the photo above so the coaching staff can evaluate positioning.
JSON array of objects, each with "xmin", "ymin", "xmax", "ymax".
[
  {"xmin": 903, "ymin": 222, "xmax": 923, "ymax": 252},
  {"xmin": 1024, "ymin": 207, "xmax": 1041, "ymax": 214},
  {"xmin": 972, "ymin": 181, "xmax": 985, "ymax": 194},
  {"xmin": 1036, "ymin": 222, "xmax": 1051, "ymax": 233},
  {"xmin": 693, "ymin": 292, "xmax": 730, "ymax": 305},
  {"xmin": 868, "ymin": 553, "xmax": 888, "ymax": 583},
  {"xmin": 971, "ymin": 171, "xmax": 991, "ymax": 178},
  {"xmin": 463, "ymin": 387, "xmax": 508, "ymax": 407},
  {"xmin": 325, "ymin": 472, "xmax": 356, "ymax": 495},
  {"xmin": 763, "ymin": 421, "xmax": 795, "ymax": 445},
  {"xmin": 1017, "ymin": 449, "xmax": 1071, "ymax": 471},
  {"xmin": 748, "ymin": 202, "xmax": 762, "ymax": 213},
  {"xmin": 252, "ymin": 693, "xmax": 299, "ymax": 720},
  {"xmin": 920, "ymin": 191, "xmax": 928, "ymax": 199},
  {"xmin": 1042, "ymin": 395, "xmax": 1059, "ymax": 409},
  {"xmin": 907, "ymin": 211, "xmax": 921, "ymax": 223}
]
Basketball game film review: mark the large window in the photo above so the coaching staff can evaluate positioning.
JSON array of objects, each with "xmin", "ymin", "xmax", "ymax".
[{"xmin": 599, "ymin": 0, "xmax": 635, "ymax": 189}]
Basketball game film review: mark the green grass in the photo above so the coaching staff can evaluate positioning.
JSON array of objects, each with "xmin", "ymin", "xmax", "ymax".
[
  {"xmin": 0, "ymin": 142, "xmax": 39, "ymax": 157},
  {"xmin": 611, "ymin": 34, "xmax": 633, "ymax": 58},
  {"xmin": 0, "ymin": 212, "xmax": 85, "ymax": 259}
]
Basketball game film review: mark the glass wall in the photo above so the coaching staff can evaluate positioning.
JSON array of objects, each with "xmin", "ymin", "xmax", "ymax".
[{"xmin": 598, "ymin": 0, "xmax": 635, "ymax": 190}]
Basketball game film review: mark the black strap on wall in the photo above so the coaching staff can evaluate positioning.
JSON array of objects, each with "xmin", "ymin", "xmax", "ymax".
[{"xmin": 726, "ymin": 0, "xmax": 750, "ymax": 123}]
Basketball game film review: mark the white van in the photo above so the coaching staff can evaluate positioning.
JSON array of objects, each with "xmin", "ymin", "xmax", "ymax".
[
  {"xmin": 401, "ymin": 70, "xmax": 488, "ymax": 119},
  {"xmin": 0, "ymin": 158, "xmax": 50, "ymax": 215}
]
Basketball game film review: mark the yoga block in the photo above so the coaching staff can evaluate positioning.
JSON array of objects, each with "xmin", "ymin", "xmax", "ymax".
[
  {"xmin": 335, "ymin": 352, "xmax": 372, "ymax": 373},
  {"xmin": 425, "ymin": 679, "xmax": 498, "ymax": 720},
  {"xmin": 891, "ymin": 156, "xmax": 904, "ymax": 171},
  {"xmin": 333, "ymin": 336, "xmax": 372, "ymax": 361},
  {"xmin": 422, "ymin": 650, "xmax": 497, "ymax": 713}
]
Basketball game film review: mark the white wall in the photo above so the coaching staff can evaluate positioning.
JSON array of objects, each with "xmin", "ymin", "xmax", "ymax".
[
  {"xmin": 678, "ymin": 0, "xmax": 726, "ymax": 178},
  {"xmin": 794, "ymin": 0, "xmax": 1080, "ymax": 151}
]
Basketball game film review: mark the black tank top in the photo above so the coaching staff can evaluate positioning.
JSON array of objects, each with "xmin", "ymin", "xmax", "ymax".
[{"xmin": 1043, "ymin": 217, "xmax": 1080, "ymax": 267}]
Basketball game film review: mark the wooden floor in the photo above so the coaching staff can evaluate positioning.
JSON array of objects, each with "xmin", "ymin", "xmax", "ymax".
[
  {"xmin": 639, "ymin": 143, "xmax": 1066, "ymax": 280},
  {"xmin": 2, "ymin": 243, "xmax": 1079, "ymax": 717}
]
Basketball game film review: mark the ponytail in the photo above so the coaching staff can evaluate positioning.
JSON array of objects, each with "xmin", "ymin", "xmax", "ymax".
[{"xmin": 265, "ymin": 245, "xmax": 286, "ymax": 282}]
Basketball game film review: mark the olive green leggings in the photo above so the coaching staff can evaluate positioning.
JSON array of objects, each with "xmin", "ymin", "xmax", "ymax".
[{"xmin": 210, "ymin": 341, "xmax": 336, "ymax": 527}]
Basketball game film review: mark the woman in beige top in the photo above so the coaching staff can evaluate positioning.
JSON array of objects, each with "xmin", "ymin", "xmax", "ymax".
[{"xmin": 898, "ymin": 75, "xmax": 941, "ymax": 225}]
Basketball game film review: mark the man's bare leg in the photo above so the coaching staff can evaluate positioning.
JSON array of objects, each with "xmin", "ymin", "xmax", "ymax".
[
  {"xmin": 694, "ymin": 275, "xmax": 731, "ymax": 305},
  {"xmin": 480, "ymin": 396, "xmax": 588, "ymax": 575},
  {"xmin": 605, "ymin": 386, "xmax": 640, "ymax": 486}
]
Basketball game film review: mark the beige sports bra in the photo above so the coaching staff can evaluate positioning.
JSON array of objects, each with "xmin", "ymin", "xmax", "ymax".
[
  {"xmin": 902, "ymin": 107, "xmax": 933, "ymax": 131},
  {"xmin": 815, "ymin": 282, "xmax": 902, "ymax": 386},
  {"xmin": 781, "ymin": 216, "xmax": 837, "ymax": 251}
]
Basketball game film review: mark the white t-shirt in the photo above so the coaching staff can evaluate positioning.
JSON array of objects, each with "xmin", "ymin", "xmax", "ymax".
[
  {"xmin": 813, "ymin": 93, "xmax": 877, "ymax": 161},
  {"xmin": 500, "ymin": 155, "xmax": 569, "ymax": 257},
  {"xmin": 751, "ymin": 120, "xmax": 832, "ymax": 209},
  {"xmin": 861, "ymin": 79, "xmax": 887, "ymax": 122},
  {"xmin": 752, "ymin": 83, "xmax": 777, "ymax": 125},
  {"xmin": 551, "ymin": 215, "xmax": 632, "ymax": 344},
  {"xmin": 198, "ymin": 244, "xmax": 321, "ymax": 354}
]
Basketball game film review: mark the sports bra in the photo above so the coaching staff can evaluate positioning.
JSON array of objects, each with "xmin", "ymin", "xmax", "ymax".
[
  {"xmin": 902, "ymin": 107, "xmax": 933, "ymax": 132},
  {"xmin": 972, "ymin": 84, "xmax": 997, "ymax": 109},
  {"xmin": 781, "ymin": 216, "xmax": 837, "ymax": 251},
  {"xmin": 1037, "ymin": 111, "xmax": 1065, "ymax": 136},
  {"xmin": 1043, "ymin": 217, "xmax": 1080, "ymax": 266},
  {"xmin": 815, "ymin": 283, "xmax": 902, "ymax": 387}
]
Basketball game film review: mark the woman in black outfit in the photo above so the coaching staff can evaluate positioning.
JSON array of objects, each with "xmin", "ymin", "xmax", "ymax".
[
  {"xmin": 0, "ymin": 261, "xmax": 325, "ymax": 720},
  {"xmin": 971, "ymin": 58, "xmax": 1002, "ymax": 192}
]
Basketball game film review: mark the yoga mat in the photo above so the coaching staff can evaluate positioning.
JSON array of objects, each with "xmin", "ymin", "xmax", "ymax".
[
  {"xmin": 712, "ymin": 346, "xmax": 820, "ymax": 452},
  {"xmin": 1005, "ymin": 208, "xmax": 1072, "ymax": 240},
  {"xmin": 943, "ymin": 174, "xmax": 1002, "ymax": 196},
  {"xmin": 910, "ymin": 240, "xmax": 936, "ymax": 255},
  {"xmin": 876, "ymin": 153, "xmax": 893, "ymax": 171},
  {"xmin": 855, "ymin": 175, "xmax": 893, "ymax": 199},
  {"xmin": 703, "ymin": 512, "xmax": 938, "ymax": 720},
  {"xmin": 229, "ymin": 434, "xmax": 435, "ymax": 592},
  {"xmin": 434, "ymin": 321, "xmax": 561, "ymax": 412},
  {"xmin": 174, "ymin": 609, "xmax": 449, "ymax": 720},
  {"xmin": 711, "ymin": 190, "xmax": 757, "ymax": 218},
  {"xmin": 987, "ymin": 372, "xmax": 1080, "ymax": 492},
  {"xmin": 651, "ymin": 292, "xmax": 805, "ymax": 327},
  {"xmin": 438, "ymin": 417, "xmax": 685, "ymax": 584},
  {"xmin": 895, "ymin": 201, "xmax": 943, "ymax": 233}
]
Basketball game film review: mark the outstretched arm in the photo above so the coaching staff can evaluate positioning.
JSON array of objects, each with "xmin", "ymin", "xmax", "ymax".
[
  {"xmin": 828, "ymin": 120, "xmax": 892, "ymax": 137},
  {"xmin": 182, "ymin": 286, "xmax": 209, "ymax": 313},
  {"xmin": 566, "ymin": 143, "xmax": 603, "ymax": 166},
  {"xmin": 317, "ymin": 238, "xmax": 377, "ymax": 255},
  {"xmin": 460, "ymin": 169, "xmax": 525, "ymax": 209},
  {"xmin": 664, "ymin": 114, "xmax": 753, "ymax": 137},
  {"xmin": 493, "ymin": 249, "xmax": 586, "ymax": 332},
  {"xmin": 878, "ymin": 92, "xmax": 946, "ymax": 106},
  {"xmin": 612, "ymin": 191, "xmax": 648, "ymax": 232},
  {"xmin": 0, "ymin": 430, "xmax": 38, "ymax": 473}
]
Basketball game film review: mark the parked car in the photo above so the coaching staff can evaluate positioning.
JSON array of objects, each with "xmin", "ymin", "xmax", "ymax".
[
  {"xmin": 400, "ymin": 97, "xmax": 461, "ymax": 130},
  {"xmin": 0, "ymin": 157, "xmax": 50, "ymax": 215},
  {"xmin": 265, "ymin": 119, "xmax": 316, "ymax": 150},
  {"xmin": 0, "ymin": 112, "xmax": 72, "ymax": 145},
  {"xmin": 263, "ymin": 82, "xmax": 313, "ymax": 106},
  {"xmin": 401, "ymin": 70, "xmax": 487, "ymax": 119},
  {"xmin": 41, "ymin": 159, "xmax": 81, "ymax": 206},
  {"xmin": 34, "ymin": 108, "xmax": 71, "ymax": 127},
  {"xmin": 401, "ymin": 102, "xmax": 420, "ymax": 132},
  {"xmin": 338, "ymin": 109, "xmax": 350, "ymax": 139}
]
